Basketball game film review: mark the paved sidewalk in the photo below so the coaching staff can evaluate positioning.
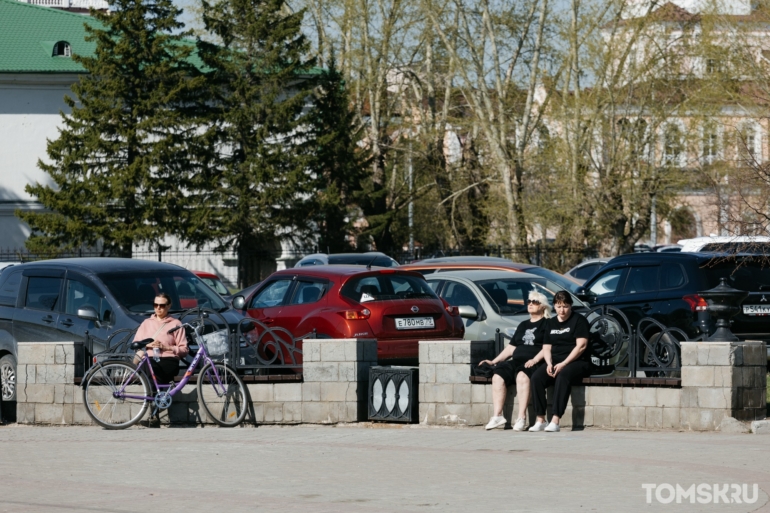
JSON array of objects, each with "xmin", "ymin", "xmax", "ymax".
[{"xmin": 0, "ymin": 423, "xmax": 769, "ymax": 513}]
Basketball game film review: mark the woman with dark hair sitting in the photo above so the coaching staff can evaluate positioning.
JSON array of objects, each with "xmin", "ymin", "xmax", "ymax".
[
  {"xmin": 528, "ymin": 290, "xmax": 592, "ymax": 432},
  {"xmin": 478, "ymin": 290, "xmax": 551, "ymax": 431},
  {"xmin": 134, "ymin": 292, "xmax": 188, "ymax": 384}
]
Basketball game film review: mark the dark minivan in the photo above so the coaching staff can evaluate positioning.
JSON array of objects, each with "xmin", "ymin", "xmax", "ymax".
[
  {"xmin": 0, "ymin": 258, "xmax": 244, "ymax": 402},
  {"xmin": 578, "ymin": 252, "xmax": 770, "ymax": 365}
]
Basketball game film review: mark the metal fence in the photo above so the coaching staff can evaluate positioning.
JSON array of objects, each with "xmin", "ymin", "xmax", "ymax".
[
  {"xmin": 587, "ymin": 305, "xmax": 699, "ymax": 378},
  {"xmin": 81, "ymin": 310, "xmax": 308, "ymax": 378},
  {"xmin": 1, "ymin": 245, "xmax": 598, "ymax": 265}
]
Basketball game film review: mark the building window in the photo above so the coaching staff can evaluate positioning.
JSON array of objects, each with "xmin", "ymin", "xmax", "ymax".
[
  {"xmin": 663, "ymin": 124, "xmax": 683, "ymax": 167},
  {"xmin": 701, "ymin": 127, "xmax": 719, "ymax": 165},
  {"xmin": 737, "ymin": 123, "xmax": 762, "ymax": 165},
  {"xmin": 53, "ymin": 41, "xmax": 72, "ymax": 58},
  {"xmin": 618, "ymin": 118, "xmax": 648, "ymax": 160}
]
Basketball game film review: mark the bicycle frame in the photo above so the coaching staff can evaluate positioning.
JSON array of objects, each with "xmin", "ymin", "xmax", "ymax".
[{"xmin": 106, "ymin": 324, "xmax": 228, "ymax": 402}]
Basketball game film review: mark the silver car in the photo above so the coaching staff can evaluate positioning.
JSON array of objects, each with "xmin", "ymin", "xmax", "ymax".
[
  {"xmin": 565, "ymin": 258, "xmax": 611, "ymax": 284},
  {"xmin": 425, "ymin": 270, "xmax": 587, "ymax": 341}
]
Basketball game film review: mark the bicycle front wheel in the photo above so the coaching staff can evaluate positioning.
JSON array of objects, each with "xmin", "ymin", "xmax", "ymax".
[
  {"xmin": 197, "ymin": 362, "xmax": 248, "ymax": 427},
  {"xmin": 83, "ymin": 362, "xmax": 151, "ymax": 429}
]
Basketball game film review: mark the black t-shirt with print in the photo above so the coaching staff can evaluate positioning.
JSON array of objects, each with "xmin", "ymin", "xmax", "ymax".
[
  {"xmin": 508, "ymin": 317, "xmax": 546, "ymax": 361},
  {"xmin": 544, "ymin": 311, "xmax": 590, "ymax": 363}
]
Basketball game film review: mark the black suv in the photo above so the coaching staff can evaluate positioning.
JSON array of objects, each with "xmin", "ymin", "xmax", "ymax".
[
  {"xmin": 578, "ymin": 252, "xmax": 770, "ymax": 364},
  {"xmin": 0, "ymin": 258, "xmax": 245, "ymax": 402}
]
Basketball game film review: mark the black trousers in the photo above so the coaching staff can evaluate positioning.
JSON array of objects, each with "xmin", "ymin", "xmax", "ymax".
[
  {"xmin": 531, "ymin": 360, "xmax": 592, "ymax": 418},
  {"xmin": 149, "ymin": 357, "xmax": 180, "ymax": 385}
]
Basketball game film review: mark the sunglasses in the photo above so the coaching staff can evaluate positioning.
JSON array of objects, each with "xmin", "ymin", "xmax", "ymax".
[
  {"xmin": 154, "ymin": 303, "xmax": 169, "ymax": 308},
  {"xmin": 527, "ymin": 300, "xmax": 541, "ymax": 305}
]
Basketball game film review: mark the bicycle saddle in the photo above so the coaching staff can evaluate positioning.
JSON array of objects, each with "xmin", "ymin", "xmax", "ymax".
[{"xmin": 130, "ymin": 338, "xmax": 154, "ymax": 350}]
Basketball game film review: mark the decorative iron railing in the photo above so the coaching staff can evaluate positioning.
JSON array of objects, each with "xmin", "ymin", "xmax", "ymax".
[
  {"xmin": 586, "ymin": 305, "xmax": 700, "ymax": 378},
  {"xmin": 234, "ymin": 317, "xmax": 309, "ymax": 373},
  {"xmin": 83, "ymin": 309, "xmax": 307, "ymax": 376}
]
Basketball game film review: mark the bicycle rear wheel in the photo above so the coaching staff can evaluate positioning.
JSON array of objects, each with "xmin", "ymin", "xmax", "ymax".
[
  {"xmin": 197, "ymin": 362, "xmax": 247, "ymax": 427},
  {"xmin": 83, "ymin": 362, "xmax": 150, "ymax": 429}
]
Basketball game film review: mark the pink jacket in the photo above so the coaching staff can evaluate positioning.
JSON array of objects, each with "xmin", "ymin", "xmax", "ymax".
[{"xmin": 135, "ymin": 315, "xmax": 189, "ymax": 359}]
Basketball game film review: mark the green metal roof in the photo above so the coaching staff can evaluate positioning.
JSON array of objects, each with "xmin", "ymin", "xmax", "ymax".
[
  {"xmin": 0, "ymin": 0, "xmax": 99, "ymax": 73},
  {"xmin": 0, "ymin": 0, "xmax": 326, "ymax": 76}
]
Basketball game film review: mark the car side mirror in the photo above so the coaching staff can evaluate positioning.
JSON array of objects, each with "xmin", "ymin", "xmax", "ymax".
[
  {"xmin": 457, "ymin": 305, "xmax": 478, "ymax": 319},
  {"xmin": 575, "ymin": 287, "xmax": 594, "ymax": 303},
  {"xmin": 232, "ymin": 295, "xmax": 246, "ymax": 310},
  {"xmin": 77, "ymin": 306, "xmax": 99, "ymax": 322}
]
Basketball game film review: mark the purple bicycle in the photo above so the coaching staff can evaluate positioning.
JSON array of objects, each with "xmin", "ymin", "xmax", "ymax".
[{"xmin": 82, "ymin": 319, "xmax": 248, "ymax": 429}]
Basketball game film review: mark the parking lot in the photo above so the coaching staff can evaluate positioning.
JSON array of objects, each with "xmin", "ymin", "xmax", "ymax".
[{"xmin": 1, "ymin": 424, "xmax": 769, "ymax": 513}]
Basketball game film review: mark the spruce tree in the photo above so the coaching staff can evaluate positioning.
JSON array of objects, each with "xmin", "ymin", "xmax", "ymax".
[
  {"xmin": 307, "ymin": 54, "xmax": 369, "ymax": 253},
  {"xmin": 191, "ymin": 0, "xmax": 316, "ymax": 286},
  {"xmin": 19, "ymin": 0, "xmax": 200, "ymax": 257}
]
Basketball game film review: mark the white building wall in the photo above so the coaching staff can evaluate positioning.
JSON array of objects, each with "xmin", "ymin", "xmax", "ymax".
[
  {"xmin": 624, "ymin": 0, "xmax": 751, "ymax": 17},
  {"xmin": 0, "ymin": 74, "xmax": 77, "ymax": 249},
  {"xmin": 0, "ymin": 73, "xmax": 307, "ymax": 284}
]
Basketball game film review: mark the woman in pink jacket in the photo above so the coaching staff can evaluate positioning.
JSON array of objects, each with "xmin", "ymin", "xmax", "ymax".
[{"xmin": 134, "ymin": 293, "xmax": 188, "ymax": 384}]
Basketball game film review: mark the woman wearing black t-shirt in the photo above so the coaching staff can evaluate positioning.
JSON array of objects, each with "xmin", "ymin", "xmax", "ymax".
[
  {"xmin": 478, "ymin": 290, "xmax": 551, "ymax": 431},
  {"xmin": 529, "ymin": 290, "xmax": 592, "ymax": 432}
]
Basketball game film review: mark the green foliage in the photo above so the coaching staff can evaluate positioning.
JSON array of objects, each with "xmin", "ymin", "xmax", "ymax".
[
  {"xmin": 306, "ymin": 54, "xmax": 370, "ymax": 253},
  {"xmin": 189, "ymin": 0, "xmax": 316, "ymax": 284},
  {"xmin": 19, "ymin": 0, "xmax": 200, "ymax": 257}
]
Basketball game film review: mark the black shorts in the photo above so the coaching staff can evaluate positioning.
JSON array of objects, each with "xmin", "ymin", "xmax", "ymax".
[
  {"xmin": 492, "ymin": 358, "xmax": 544, "ymax": 387},
  {"xmin": 149, "ymin": 357, "xmax": 181, "ymax": 385}
]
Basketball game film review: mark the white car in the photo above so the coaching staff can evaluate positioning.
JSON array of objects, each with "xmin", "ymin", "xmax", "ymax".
[
  {"xmin": 424, "ymin": 269, "xmax": 587, "ymax": 342},
  {"xmin": 294, "ymin": 252, "xmax": 399, "ymax": 268},
  {"xmin": 565, "ymin": 258, "xmax": 611, "ymax": 284},
  {"xmin": 677, "ymin": 236, "xmax": 770, "ymax": 254}
]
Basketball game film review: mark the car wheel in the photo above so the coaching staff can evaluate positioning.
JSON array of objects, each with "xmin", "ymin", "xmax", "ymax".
[{"xmin": 0, "ymin": 354, "xmax": 17, "ymax": 402}]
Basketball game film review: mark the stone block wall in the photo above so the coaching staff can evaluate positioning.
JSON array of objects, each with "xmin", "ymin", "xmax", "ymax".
[
  {"xmin": 680, "ymin": 341, "xmax": 767, "ymax": 429},
  {"xmin": 300, "ymin": 338, "xmax": 377, "ymax": 424},
  {"xmin": 17, "ymin": 338, "xmax": 377, "ymax": 426},
  {"xmin": 419, "ymin": 340, "xmax": 502, "ymax": 426},
  {"xmin": 419, "ymin": 339, "xmax": 767, "ymax": 431},
  {"xmin": 16, "ymin": 341, "xmax": 85, "ymax": 425}
]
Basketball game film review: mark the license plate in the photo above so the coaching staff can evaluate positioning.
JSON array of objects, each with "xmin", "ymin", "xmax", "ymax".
[
  {"xmin": 743, "ymin": 304, "xmax": 770, "ymax": 316},
  {"xmin": 395, "ymin": 317, "xmax": 435, "ymax": 330}
]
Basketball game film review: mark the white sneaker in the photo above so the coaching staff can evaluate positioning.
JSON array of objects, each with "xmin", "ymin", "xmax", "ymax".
[
  {"xmin": 544, "ymin": 422, "xmax": 561, "ymax": 432},
  {"xmin": 528, "ymin": 421, "xmax": 547, "ymax": 432},
  {"xmin": 512, "ymin": 418, "xmax": 527, "ymax": 431},
  {"xmin": 485, "ymin": 416, "xmax": 507, "ymax": 430}
]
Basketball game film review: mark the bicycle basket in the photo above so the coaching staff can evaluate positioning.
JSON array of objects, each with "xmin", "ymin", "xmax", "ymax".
[{"xmin": 201, "ymin": 330, "xmax": 230, "ymax": 356}]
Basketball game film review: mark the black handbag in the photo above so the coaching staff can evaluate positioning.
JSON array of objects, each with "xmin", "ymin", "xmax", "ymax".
[{"xmin": 471, "ymin": 361, "xmax": 496, "ymax": 378}]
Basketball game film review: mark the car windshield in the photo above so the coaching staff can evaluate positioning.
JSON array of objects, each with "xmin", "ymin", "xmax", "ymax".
[
  {"xmin": 341, "ymin": 273, "xmax": 438, "ymax": 303},
  {"xmin": 524, "ymin": 267, "xmax": 581, "ymax": 293},
  {"xmin": 200, "ymin": 277, "xmax": 229, "ymax": 295},
  {"xmin": 99, "ymin": 271, "xmax": 227, "ymax": 313},
  {"xmin": 473, "ymin": 277, "xmax": 583, "ymax": 316}
]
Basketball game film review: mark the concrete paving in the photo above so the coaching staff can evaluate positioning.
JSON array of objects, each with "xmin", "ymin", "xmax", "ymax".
[{"xmin": 0, "ymin": 423, "xmax": 769, "ymax": 513}]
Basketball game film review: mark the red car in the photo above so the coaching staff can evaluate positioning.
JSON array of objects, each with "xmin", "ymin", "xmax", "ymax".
[
  {"xmin": 231, "ymin": 266, "xmax": 464, "ymax": 364},
  {"xmin": 193, "ymin": 270, "xmax": 230, "ymax": 296}
]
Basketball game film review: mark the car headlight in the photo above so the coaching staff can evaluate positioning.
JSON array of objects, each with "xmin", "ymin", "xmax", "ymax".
[{"xmin": 503, "ymin": 327, "xmax": 517, "ymax": 338}]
